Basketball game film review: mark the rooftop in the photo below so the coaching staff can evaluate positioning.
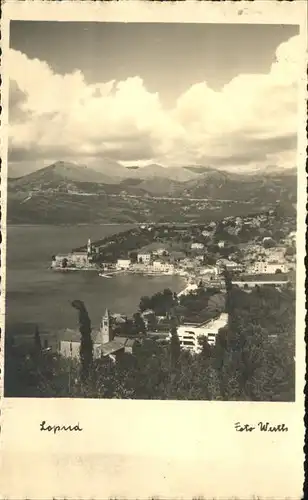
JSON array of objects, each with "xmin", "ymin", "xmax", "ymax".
[
  {"xmin": 59, "ymin": 331, "xmax": 136, "ymax": 355},
  {"xmin": 237, "ymin": 273, "xmax": 289, "ymax": 282},
  {"xmin": 59, "ymin": 328, "xmax": 102, "ymax": 344},
  {"xmin": 101, "ymin": 338, "xmax": 126, "ymax": 356},
  {"xmin": 181, "ymin": 313, "xmax": 228, "ymax": 331}
]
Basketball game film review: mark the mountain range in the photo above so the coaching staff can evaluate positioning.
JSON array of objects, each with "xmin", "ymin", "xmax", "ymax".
[{"xmin": 7, "ymin": 160, "xmax": 297, "ymax": 224}]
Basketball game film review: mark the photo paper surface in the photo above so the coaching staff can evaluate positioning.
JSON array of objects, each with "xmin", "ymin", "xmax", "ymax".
[{"xmin": 0, "ymin": 1, "xmax": 306, "ymax": 499}]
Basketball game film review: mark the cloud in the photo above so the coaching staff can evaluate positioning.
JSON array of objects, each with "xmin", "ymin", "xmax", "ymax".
[{"xmin": 8, "ymin": 35, "xmax": 300, "ymax": 172}]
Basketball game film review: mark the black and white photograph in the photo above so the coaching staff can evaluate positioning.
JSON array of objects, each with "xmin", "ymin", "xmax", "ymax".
[{"xmin": 4, "ymin": 19, "xmax": 301, "ymax": 402}]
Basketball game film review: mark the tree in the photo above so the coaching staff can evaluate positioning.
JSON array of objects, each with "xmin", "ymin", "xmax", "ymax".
[
  {"xmin": 170, "ymin": 325, "xmax": 181, "ymax": 368},
  {"xmin": 199, "ymin": 336, "xmax": 212, "ymax": 359},
  {"xmin": 34, "ymin": 326, "xmax": 42, "ymax": 356},
  {"xmin": 72, "ymin": 300, "xmax": 93, "ymax": 383},
  {"xmin": 129, "ymin": 251, "xmax": 138, "ymax": 263},
  {"xmin": 263, "ymin": 238, "xmax": 276, "ymax": 249},
  {"xmin": 133, "ymin": 312, "xmax": 146, "ymax": 337},
  {"xmin": 139, "ymin": 295, "xmax": 152, "ymax": 312},
  {"xmin": 62, "ymin": 257, "xmax": 68, "ymax": 268}
]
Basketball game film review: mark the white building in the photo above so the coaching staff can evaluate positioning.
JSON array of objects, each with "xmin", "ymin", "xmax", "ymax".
[
  {"xmin": 70, "ymin": 252, "xmax": 89, "ymax": 266},
  {"xmin": 199, "ymin": 265, "xmax": 219, "ymax": 277},
  {"xmin": 51, "ymin": 254, "xmax": 69, "ymax": 268},
  {"xmin": 152, "ymin": 261, "xmax": 175, "ymax": 274},
  {"xmin": 116, "ymin": 258, "xmax": 131, "ymax": 270},
  {"xmin": 169, "ymin": 313, "xmax": 228, "ymax": 353},
  {"xmin": 217, "ymin": 259, "xmax": 243, "ymax": 272},
  {"xmin": 191, "ymin": 242, "xmax": 205, "ymax": 250},
  {"xmin": 202, "ymin": 230, "xmax": 212, "ymax": 238},
  {"xmin": 137, "ymin": 252, "xmax": 152, "ymax": 264},
  {"xmin": 218, "ymin": 241, "xmax": 225, "ymax": 248},
  {"xmin": 247, "ymin": 261, "xmax": 288, "ymax": 274},
  {"xmin": 233, "ymin": 279, "xmax": 288, "ymax": 289}
]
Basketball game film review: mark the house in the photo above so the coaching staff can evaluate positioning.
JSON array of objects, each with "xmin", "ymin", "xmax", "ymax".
[
  {"xmin": 168, "ymin": 313, "xmax": 228, "ymax": 354},
  {"xmin": 116, "ymin": 258, "xmax": 131, "ymax": 270},
  {"xmin": 69, "ymin": 251, "xmax": 89, "ymax": 267},
  {"xmin": 59, "ymin": 309, "xmax": 136, "ymax": 361},
  {"xmin": 152, "ymin": 247, "xmax": 169, "ymax": 256},
  {"xmin": 202, "ymin": 230, "xmax": 213, "ymax": 238},
  {"xmin": 181, "ymin": 258, "xmax": 195, "ymax": 269},
  {"xmin": 140, "ymin": 242, "xmax": 169, "ymax": 257},
  {"xmin": 152, "ymin": 261, "xmax": 175, "ymax": 274},
  {"xmin": 191, "ymin": 242, "xmax": 205, "ymax": 250},
  {"xmin": 199, "ymin": 265, "xmax": 219, "ymax": 277},
  {"xmin": 51, "ymin": 254, "xmax": 70, "ymax": 268},
  {"xmin": 170, "ymin": 251, "xmax": 186, "ymax": 263},
  {"xmin": 217, "ymin": 259, "xmax": 243, "ymax": 273},
  {"xmin": 218, "ymin": 241, "xmax": 225, "ymax": 248},
  {"xmin": 194, "ymin": 255, "xmax": 205, "ymax": 263},
  {"xmin": 137, "ymin": 252, "xmax": 152, "ymax": 264},
  {"xmin": 246, "ymin": 261, "xmax": 288, "ymax": 274},
  {"xmin": 141, "ymin": 309, "xmax": 157, "ymax": 330}
]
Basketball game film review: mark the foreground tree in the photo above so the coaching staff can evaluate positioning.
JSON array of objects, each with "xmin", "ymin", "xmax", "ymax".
[
  {"xmin": 34, "ymin": 325, "xmax": 42, "ymax": 357},
  {"xmin": 72, "ymin": 300, "xmax": 93, "ymax": 384},
  {"xmin": 133, "ymin": 312, "xmax": 147, "ymax": 337},
  {"xmin": 170, "ymin": 325, "xmax": 181, "ymax": 368}
]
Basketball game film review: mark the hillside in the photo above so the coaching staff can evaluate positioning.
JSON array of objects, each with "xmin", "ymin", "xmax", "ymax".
[
  {"xmin": 9, "ymin": 161, "xmax": 115, "ymax": 189},
  {"xmin": 179, "ymin": 168, "xmax": 297, "ymax": 203},
  {"xmin": 7, "ymin": 160, "xmax": 297, "ymax": 224}
]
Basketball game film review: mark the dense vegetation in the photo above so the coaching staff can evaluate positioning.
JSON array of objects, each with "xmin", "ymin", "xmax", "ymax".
[
  {"xmin": 5, "ymin": 275, "xmax": 295, "ymax": 401},
  {"xmin": 72, "ymin": 209, "xmax": 296, "ymax": 265}
]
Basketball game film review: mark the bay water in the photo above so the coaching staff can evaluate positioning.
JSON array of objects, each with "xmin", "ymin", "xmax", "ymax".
[{"xmin": 5, "ymin": 225, "xmax": 185, "ymax": 337}]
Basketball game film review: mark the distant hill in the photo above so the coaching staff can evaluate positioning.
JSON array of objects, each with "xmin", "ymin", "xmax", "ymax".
[
  {"xmin": 184, "ymin": 165, "xmax": 214, "ymax": 174},
  {"xmin": 179, "ymin": 168, "xmax": 297, "ymax": 203},
  {"xmin": 86, "ymin": 158, "xmax": 131, "ymax": 182},
  {"xmin": 137, "ymin": 164, "xmax": 198, "ymax": 182},
  {"xmin": 137, "ymin": 177, "xmax": 183, "ymax": 196},
  {"xmin": 7, "ymin": 160, "xmax": 297, "ymax": 224},
  {"xmin": 9, "ymin": 161, "xmax": 116, "ymax": 190}
]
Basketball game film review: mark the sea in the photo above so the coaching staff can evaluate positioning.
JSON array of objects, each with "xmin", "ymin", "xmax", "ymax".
[{"xmin": 4, "ymin": 224, "xmax": 185, "ymax": 338}]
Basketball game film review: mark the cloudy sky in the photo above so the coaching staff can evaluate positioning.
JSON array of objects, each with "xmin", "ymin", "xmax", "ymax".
[{"xmin": 8, "ymin": 21, "xmax": 300, "ymax": 175}]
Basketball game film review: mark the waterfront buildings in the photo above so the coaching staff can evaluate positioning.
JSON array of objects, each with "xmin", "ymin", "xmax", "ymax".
[
  {"xmin": 116, "ymin": 258, "xmax": 131, "ymax": 270},
  {"xmin": 51, "ymin": 238, "xmax": 96, "ymax": 269},
  {"xmin": 137, "ymin": 252, "xmax": 152, "ymax": 264},
  {"xmin": 152, "ymin": 261, "xmax": 175, "ymax": 274}
]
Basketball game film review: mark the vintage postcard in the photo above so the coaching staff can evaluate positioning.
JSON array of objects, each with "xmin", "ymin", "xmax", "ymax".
[{"xmin": 0, "ymin": 1, "xmax": 306, "ymax": 499}]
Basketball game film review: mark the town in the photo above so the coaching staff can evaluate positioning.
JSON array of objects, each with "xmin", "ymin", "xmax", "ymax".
[
  {"xmin": 51, "ymin": 206, "xmax": 296, "ymax": 289},
  {"xmin": 51, "ymin": 207, "xmax": 295, "ymax": 359}
]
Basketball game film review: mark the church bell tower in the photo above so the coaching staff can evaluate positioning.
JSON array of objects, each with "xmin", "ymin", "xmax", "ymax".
[
  {"xmin": 100, "ymin": 308, "xmax": 111, "ymax": 344},
  {"xmin": 87, "ymin": 238, "xmax": 92, "ymax": 257}
]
